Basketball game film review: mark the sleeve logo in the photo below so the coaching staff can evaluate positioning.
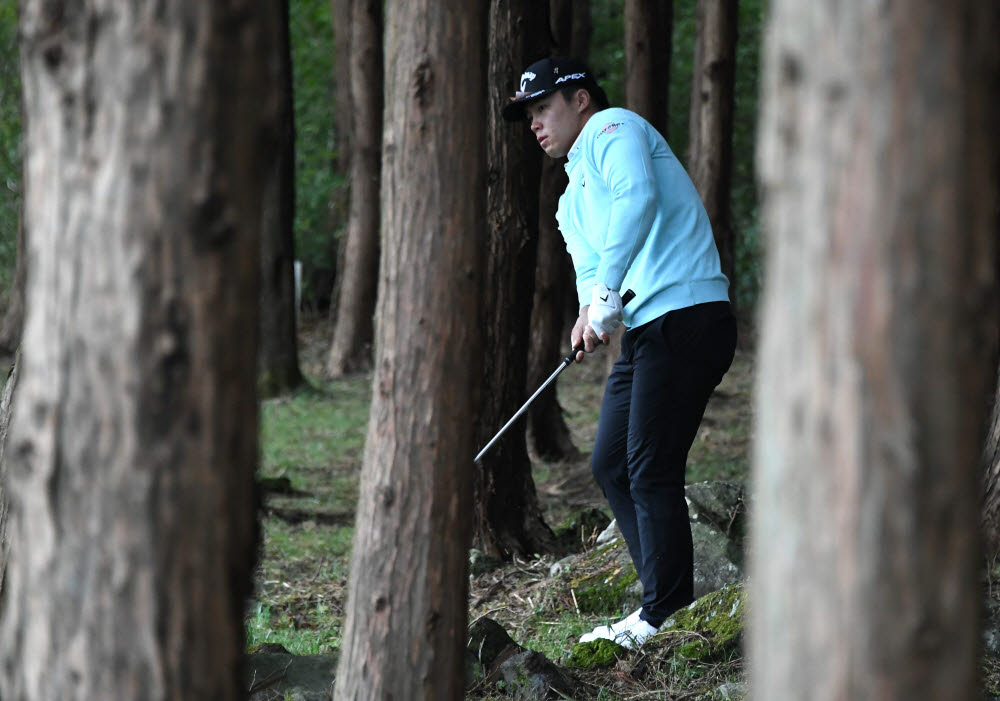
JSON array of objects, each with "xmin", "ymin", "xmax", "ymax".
[{"xmin": 600, "ymin": 122, "xmax": 622, "ymax": 135}]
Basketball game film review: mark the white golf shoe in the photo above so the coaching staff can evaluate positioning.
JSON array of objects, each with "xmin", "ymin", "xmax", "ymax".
[{"xmin": 578, "ymin": 608, "xmax": 659, "ymax": 649}]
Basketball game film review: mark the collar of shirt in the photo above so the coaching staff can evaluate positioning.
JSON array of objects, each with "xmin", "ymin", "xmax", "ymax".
[{"xmin": 565, "ymin": 113, "xmax": 597, "ymax": 166}]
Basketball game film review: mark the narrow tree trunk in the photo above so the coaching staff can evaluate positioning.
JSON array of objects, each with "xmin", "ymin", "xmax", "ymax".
[
  {"xmin": 983, "ymin": 372, "xmax": 1000, "ymax": 562},
  {"xmin": 625, "ymin": 0, "xmax": 672, "ymax": 137},
  {"xmin": 475, "ymin": 0, "xmax": 555, "ymax": 558},
  {"xmin": 260, "ymin": 0, "xmax": 305, "ymax": 397},
  {"xmin": 326, "ymin": 0, "xmax": 383, "ymax": 378},
  {"xmin": 332, "ymin": 1, "xmax": 486, "ymax": 697},
  {"xmin": 0, "ymin": 349, "xmax": 19, "ymax": 599},
  {"xmin": 0, "ymin": 3, "xmax": 272, "ymax": 698},
  {"xmin": 326, "ymin": 0, "xmax": 354, "ymax": 320},
  {"xmin": 688, "ymin": 0, "xmax": 737, "ymax": 305},
  {"xmin": 527, "ymin": 0, "xmax": 589, "ymax": 461},
  {"xmin": 0, "ymin": 203, "xmax": 25, "ymax": 353},
  {"xmin": 750, "ymin": 2, "xmax": 999, "ymax": 698}
]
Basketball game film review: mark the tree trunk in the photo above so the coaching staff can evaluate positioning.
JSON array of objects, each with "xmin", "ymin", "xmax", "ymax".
[
  {"xmin": 326, "ymin": 0, "xmax": 353, "ymax": 321},
  {"xmin": 0, "ymin": 3, "xmax": 272, "ymax": 699},
  {"xmin": 983, "ymin": 372, "xmax": 1000, "ymax": 562},
  {"xmin": 625, "ymin": 0, "xmax": 672, "ymax": 137},
  {"xmin": 0, "ymin": 203, "xmax": 25, "ymax": 353},
  {"xmin": 260, "ymin": 0, "xmax": 305, "ymax": 397},
  {"xmin": 750, "ymin": 2, "xmax": 999, "ymax": 699},
  {"xmin": 326, "ymin": 0, "xmax": 383, "ymax": 378},
  {"xmin": 0, "ymin": 349, "xmax": 19, "ymax": 600},
  {"xmin": 474, "ymin": 0, "xmax": 555, "ymax": 559},
  {"xmin": 527, "ymin": 0, "xmax": 589, "ymax": 462},
  {"xmin": 332, "ymin": 1, "xmax": 486, "ymax": 698},
  {"xmin": 688, "ymin": 0, "xmax": 737, "ymax": 306}
]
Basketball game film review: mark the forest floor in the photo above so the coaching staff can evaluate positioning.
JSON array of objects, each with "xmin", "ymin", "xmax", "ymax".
[{"xmin": 247, "ymin": 313, "xmax": 755, "ymax": 699}]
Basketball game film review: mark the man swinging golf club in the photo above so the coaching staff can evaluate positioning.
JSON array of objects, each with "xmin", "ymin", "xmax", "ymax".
[{"xmin": 503, "ymin": 57, "xmax": 737, "ymax": 649}]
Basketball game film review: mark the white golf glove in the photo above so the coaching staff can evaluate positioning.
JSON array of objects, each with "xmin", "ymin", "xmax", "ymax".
[{"xmin": 588, "ymin": 283, "xmax": 623, "ymax": 338}]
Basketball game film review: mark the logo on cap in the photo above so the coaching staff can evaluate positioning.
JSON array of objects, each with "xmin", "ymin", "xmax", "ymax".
[
  {"xmin": 554, "ymin": 72, "xmax": 587, "ymax": 84},
  {"xmin": 520, "ymin": 71, "xmax": 536, "ymax": 92}
]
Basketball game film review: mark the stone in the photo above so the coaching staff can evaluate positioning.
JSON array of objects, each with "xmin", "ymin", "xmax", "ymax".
[
  {"xmin": 493, "ymin": 650, "xmax": 579, "ymax": 700},
  {"xmin": 716, "ymin": 681, "xmax": 747, "ymax": 699},
  {"xmin": 246, "ymin": 651, "xmax": 338, "ymax": 701},
  {"xmin": 549, "ymin": 555, "xmax": 576, "ymax": 578},
  {"xmin": 686, "ymin": 481, "xmax": 747, "ymax": 549},
  {"xmin": 691, "ymin": 521, "xmax": 743, "ymax": 599},
  {"xmin": 596, "ymin": 518, "xmax": 621, "ymax": 546}
]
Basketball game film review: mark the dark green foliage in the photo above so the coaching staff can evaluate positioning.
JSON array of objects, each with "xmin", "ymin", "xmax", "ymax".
[
  {"xmin": 0, "ymin": 3, "xmax": 20, "ymax": 302},
  {"xmin": 289, "ymin": 0, "xmax": 345, "ymax": 307}
]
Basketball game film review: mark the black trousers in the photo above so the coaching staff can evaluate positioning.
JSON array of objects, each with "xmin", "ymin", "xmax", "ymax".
[{"xmin": 591, "ymin": 301, "xmax": 737, "ymax": 627}]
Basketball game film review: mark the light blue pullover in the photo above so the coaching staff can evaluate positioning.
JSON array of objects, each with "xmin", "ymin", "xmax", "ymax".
[{"xmin": 556, "ymin": 107, "xmax": 730, "ymax": 329}]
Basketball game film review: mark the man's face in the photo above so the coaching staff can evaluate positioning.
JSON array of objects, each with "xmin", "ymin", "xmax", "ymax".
[{"xmin": 525, "ymin": 91, "xmax": 585, "ymax": 159}]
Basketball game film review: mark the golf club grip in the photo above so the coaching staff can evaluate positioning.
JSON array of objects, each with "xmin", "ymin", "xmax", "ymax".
[{"xmin": 564, "ymin": 288, "xmax": 636, "ymax": 363}]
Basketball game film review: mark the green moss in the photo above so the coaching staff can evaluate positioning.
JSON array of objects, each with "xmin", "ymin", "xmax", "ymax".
[
  {"xmin": 566, "ymin": 638, "xmax": 628, "ymax": 669},
  {"xmin": 572, "ymin": 566, "xmax": 640, "ymax": 616},
  {"xmin": 663, "ymin": 583, "xmax": 745, "ymax": 662}
]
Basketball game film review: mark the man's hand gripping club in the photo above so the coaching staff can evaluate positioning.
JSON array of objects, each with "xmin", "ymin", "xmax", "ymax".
[{"xmin": 572, "ymin": 283, "xmax": 626, "ymax": 362}]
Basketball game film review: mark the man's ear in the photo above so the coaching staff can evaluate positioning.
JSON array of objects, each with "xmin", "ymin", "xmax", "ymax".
[{"xmin": 575, "ymin": 87, "xmax": 592, "ymax": 113}]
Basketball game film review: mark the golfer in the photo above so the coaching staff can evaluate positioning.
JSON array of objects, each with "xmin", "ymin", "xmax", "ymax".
[{"xmin": 503, "ymin": 57, "xmax": 737, "ymax": 648}]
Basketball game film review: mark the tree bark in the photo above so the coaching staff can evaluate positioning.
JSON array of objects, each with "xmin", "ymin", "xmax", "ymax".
[
  {"xmin": 750, "ymin": 2, "xmax": 1000, "ymax": 699},
  {"xmin": 474, "ymin": 0, "xmax": 555, "ymax": 559},
  {"xmin": 0, "ymin": 349, "xmax": 19, "ymax": 600},
  {"xmin": 625, "ymin": 0, "xmax": 672, "ymax": 138},
  {"xmin": 526, "ymin": 0, "xmax": 589, "ymax": 462},
  {"xmin": 332, "ymin": 1, "xmax": 486, "ymax": 698},
  {"xmin": 983, "ymin": 372, "xmax": 1000, "ymax": 562},
  {"xmin": 326, "ymin": 0, "xmax": 383, "ymax": 378},
  {"xmin": 0, "ymin": 3, "xmax": 272, "ymax": 698},
  {"xmin": 260, "ymin": 0, "xmax": 305, "ymax": 397},
  {"xmin": 0, "ymin": 202, "xmax": 25, "ymax": 353},
  {"xmin": 688, "ymin": 0, "xmax": 737, "ymax": 306}
]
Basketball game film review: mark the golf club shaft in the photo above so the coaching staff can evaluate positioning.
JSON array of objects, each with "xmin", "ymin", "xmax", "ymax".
[{"xmin": 473, "ymin": 289, "xmax": 635, "ymax": 463}]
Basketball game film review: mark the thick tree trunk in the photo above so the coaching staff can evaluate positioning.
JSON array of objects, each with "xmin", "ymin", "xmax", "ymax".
[
  {"xmin": 474, "ymin": 0, "xmax": 555, "ymax": 558},
  {"xmin": 0, "ymin": 3, "xmax": 272, "ymax": 699},
  {"xmin": 260, "ymin": 0, "xmax": 304, "ymax": 397},
  {"xmin": 688, "ymin": 0, "xmax": 737, "ymax": 306},
  {"xmin": 527, "ymin": 0, "xmax": 589, "ymax": 462},
  {"xmin": 332, "ymin": 1, "xmax": 486, "ymax": 698},
  {"xmin": 625, "ymin": 0, "xmax": 672, "ymax": 137},
  {"xmin": 326, "ymin": 0, "xmax": 383, "ymax": 378},
  {"xmin": 750, "ymin": 2, "xmax": 1000, "ymax": 699}
]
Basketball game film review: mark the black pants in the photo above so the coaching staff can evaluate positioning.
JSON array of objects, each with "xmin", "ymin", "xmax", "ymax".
[{"xmin": 591, "ymin": 301, "xmax": 737, "ymax": 627}]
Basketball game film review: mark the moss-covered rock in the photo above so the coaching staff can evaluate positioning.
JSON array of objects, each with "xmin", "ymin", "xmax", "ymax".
[
  {"xmin": 662, "ymin": 582, "xmax": 745, "ymax": 662},
  {"xmin": 565, "ymin": 638, "xmax": 628, "ymax": 669}
]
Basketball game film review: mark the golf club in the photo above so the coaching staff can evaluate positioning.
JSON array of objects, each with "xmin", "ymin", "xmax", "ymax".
[{"xmin": 474, "ymin": 288, "xmax": 635, "ymax": 463}]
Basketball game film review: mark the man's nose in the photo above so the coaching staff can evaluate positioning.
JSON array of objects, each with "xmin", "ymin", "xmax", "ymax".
[{"xmin": 530, "ymin": 118, "xmax": 541, "ymax": 133}]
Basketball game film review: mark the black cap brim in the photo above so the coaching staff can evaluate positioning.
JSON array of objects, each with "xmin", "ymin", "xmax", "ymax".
[{"xmin": 502, "ymin": 87, "xmax": 558, "ymax": 122}]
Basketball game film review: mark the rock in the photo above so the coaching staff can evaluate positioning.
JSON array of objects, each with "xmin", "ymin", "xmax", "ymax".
[
  {"xmin": 245, "ymin": 651, "xmax": 338, "ymax": 701},
  {"xmin": 716, "ymin": 681, "xmax": 747, "ymax": 699},
  {"xmin": 691, "ymin": 521, "xmax": 743, "ymax": 599},
  {"xmin": 596, "ymin": 518, "xmax": 621, "ymax": 546},
  {"xmin": 686, "ymin": 481, "xmax": 747, "ymax": 549},
  {"xmin": 493, "ymin": 650, "xmax": 579, "ymax": 700},
  {"xmin": 662, "ymin": 582, "xmax": 745, "ymax": 663},
  {"xmin": 468, "ymin": 617, "xmax": 522, "ymax": 669}
]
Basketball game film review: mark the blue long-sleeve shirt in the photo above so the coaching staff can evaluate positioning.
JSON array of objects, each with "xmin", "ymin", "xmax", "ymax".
[{"xmin": 555, "ymin": 107, "xmax": 730, "ymax": 328}]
